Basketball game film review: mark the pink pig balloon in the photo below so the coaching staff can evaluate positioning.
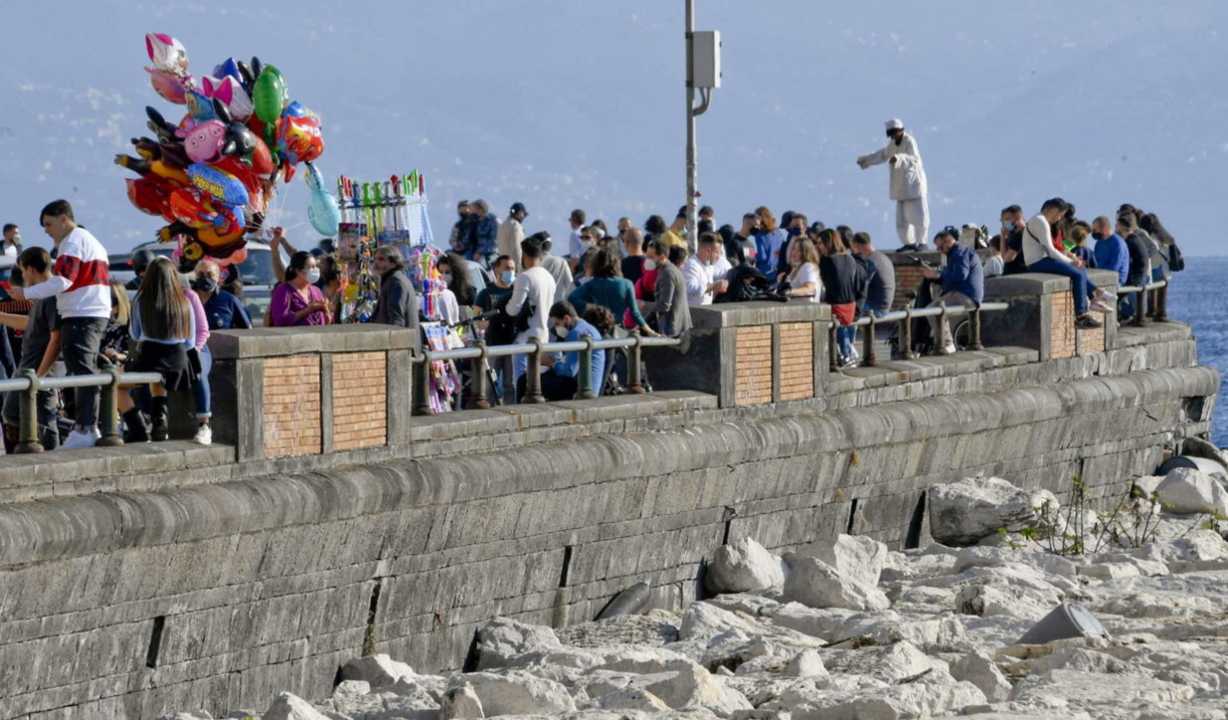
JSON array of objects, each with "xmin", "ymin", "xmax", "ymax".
[{"xmin": 183, "ymin": 120, "xmax": 227, "ymax": 164}]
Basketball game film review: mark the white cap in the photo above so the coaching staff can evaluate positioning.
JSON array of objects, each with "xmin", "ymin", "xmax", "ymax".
[{"xmin": 885, "ymin": 118, "xmax": 904, "ymax": 130}]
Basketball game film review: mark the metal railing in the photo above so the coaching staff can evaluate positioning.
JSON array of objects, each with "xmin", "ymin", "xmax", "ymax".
[
  {"xmin": 0, "ymin": 370, "xmax": 163, "ymax": 453},
  {"xmin": 416, "ymin": 335, "xmax": 682, "ymax": 412},
  {"xmin": 831, "ymin": 302, "xmax": 1010, "ymax": 370},
  {"xmin": 1116, "ymin": 279, "xmax": 1168, "ymax": 327}
]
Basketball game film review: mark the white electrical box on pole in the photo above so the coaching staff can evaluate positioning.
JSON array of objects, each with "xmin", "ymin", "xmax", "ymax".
[{"xmin": 685, "ymin": 1, "xmax": 720, "ymax": 252}]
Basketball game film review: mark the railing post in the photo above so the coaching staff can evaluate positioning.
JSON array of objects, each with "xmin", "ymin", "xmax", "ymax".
[
  {"xmin": 97, "ymin": 366, "xmax": 124, "ymax": 447},
  {"xmin": 900, "ymin": 307, "xmax": 915, "ymax": 360},
  {"xmin": 15, "ymin": 369, "xmax": 43, "ymax": 454},
  {"xmin": 413, "ymin": 354, "xmax": 433, "ymax": 415},
  {"xmin": 473, "ymin": 341, "xmax": 491, "ymax": 410},
  {"xmin": 936, "ymin": 304, "xmax": 949, "ymax": 354},
  {"xmin": 1154, "ymin": 283, "xmax": 1168, "ymax": 322},
  {"xmin": 1133, "ymin": 287, "xmax": 1147, "ymax": 327},
  {"xmin": 829, "ymin": 321, "xmax": 839, "ymax": 371},
  {"xmin": 577, "ymin": 336, "xmax": 596, "ymax": 399},
  {"xmin": 863, "ymin": 315, "xmax": 877, "ymax": 367},
  {"xmin": 524, "ymin": 339, "xmax": 546, "ymax": 404},
  {"xmin": 971, "ymin": 306, "xmax": 984, "ymax": 351},
  {"xmin": 627, "ymin": 334, "xmax": 645, "ymax": 394}
]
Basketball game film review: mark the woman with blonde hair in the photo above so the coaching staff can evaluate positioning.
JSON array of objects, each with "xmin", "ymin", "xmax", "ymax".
[{"xmin": 783, "ymin": 237, "xmax": 821, "ymax": 302}]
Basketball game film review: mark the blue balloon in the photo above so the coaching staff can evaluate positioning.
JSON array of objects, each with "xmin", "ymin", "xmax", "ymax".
[
  {"xmin": 304, "ymin": 162, "xmax": 341, "ymax": 237},
  {"xmin": 213, "ymin": 57, "xmax": 243, "ymax": 83}
]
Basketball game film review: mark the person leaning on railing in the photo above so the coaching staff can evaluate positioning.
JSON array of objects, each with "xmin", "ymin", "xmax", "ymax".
[
  {"xmin": 514, "ymin": 301, "xmax": 606, "ymax": 402},
  {"xmin": 638, "ymin": 240, "xmax": 692, "ymax": 339},
  {"xmin": 566, "ymin": 248, "xmax": 656, "ymax": 337},
  {"xmin": 117, "ymin": 257, "xmax": 197, "ymax": 443},
  {"xmin": 920, "ymin": 229, "xmax": 984, "ymax": 355},
  {"xmin": 0, "ymin": 247, "xmax": 62, "ymax": 451}
]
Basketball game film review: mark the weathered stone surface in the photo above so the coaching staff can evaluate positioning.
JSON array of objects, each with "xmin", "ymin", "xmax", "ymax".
[
  {"xmin": 644, "ymin": 661, "xmax": 753, "ymax": 716},
  {"xmin": 475, "ymin": 616, "xmax": 562, "ymax": 670},
  {"xmin": 950, "ymin": 651, "xmax": 1012, "ymax": 702},
  {"xmin": 1154, "ymin": 467, "xmax": 1228, "ymax": 515},
  {"xmin": 928, "ymin": 476, "xmax": 1041, "ymax": 546},
  {"xmin": 455, "ymin": 670, "xmax": 576, "ymax": 715},
  {"xmin": 595, "ymin": 686, "xmax": 673, "ymax": 712},
  {"xmin": 782, "ymin": 649, "xmax": 827, "ymax": 678},
  {"xmin": 440, "ymin": 683, "xmax": 485, "ymax": 719},
  {"xmin": 707, "ymin": 536, "xmax": 785, "ymax": 594},
  {"xmin": 782, "ymin": 554, "xmax": 890, "ymax": 611},
  {"xmin": 805, "ymin": 534, "xmax": 888, "ymax": 589},
  {"xmin": 264, "ymin": 692, "xmax": 332, "ymax": 720},
  {"xmin": 340, "ymin": 654, "xmax": 416, "ymax": 689}
]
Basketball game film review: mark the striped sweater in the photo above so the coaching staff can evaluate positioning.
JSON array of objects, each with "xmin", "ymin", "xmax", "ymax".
[{"xmin": 23, "ymin": 226, "xmax": 111, "ymax": 319}]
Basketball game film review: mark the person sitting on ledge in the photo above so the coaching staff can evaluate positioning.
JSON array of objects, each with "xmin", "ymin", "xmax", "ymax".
[
  {"xmin": 921, "ymin": 227, "xmax": 984, "ymax": 355},
  {"xmin": 515, "ymin": 301, "xmax": 605, "ymax": 402},
  {"xmin": 1021, "ymin": 198, "xmax": 1113, "ymax": 329}
]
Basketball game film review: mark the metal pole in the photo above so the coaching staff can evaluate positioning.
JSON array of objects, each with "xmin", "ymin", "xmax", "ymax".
[
  {"xmin": 577, "ymin": 336, "xmax": 596, "ymax": 399},
  {"xmin": 685, "ymin": 0, "xmax": 698, "ymax": 253},
  {"xmin": 473, "ymin": 342, "xmax": 491, "ymax": 410},
  {"xmin": 863, "ymin": 316, "xmax": 877, "ymax": 367},
  {"xmin": 97, "ymin": 366, "xmax": 124, "ymax": 447},
  {"xmin": 1155, "ymin": 283, "xmax": 1168, "ymax": 322},
  {"xmin": 900, "ymin": 307, "xmax": 915, "ymax": 360},
  {"xmin": 525, "ymin": 339, "xmax": 546, "ymax": 404},
  {"xmin": 16, "ymin": 369, "xmax": 43, "ymax": 454},
  {"xmin": 627, "ymin": 334, "xmax": 645, "ymax": 394}
]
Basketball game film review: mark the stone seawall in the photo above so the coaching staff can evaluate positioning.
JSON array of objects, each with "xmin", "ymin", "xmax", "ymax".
[{"xmin": 0, "ymin": 361, "xmax": 1217, "ymax": 719}]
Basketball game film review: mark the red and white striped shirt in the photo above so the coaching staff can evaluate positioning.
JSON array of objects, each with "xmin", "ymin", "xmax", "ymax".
[{"xmin": 23, "ymin": 226, "xmax": 111, "ymax": 319}]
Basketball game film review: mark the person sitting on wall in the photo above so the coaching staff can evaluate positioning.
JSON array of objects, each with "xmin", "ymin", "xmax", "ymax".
[
  {"xmin": 920, "ymin": 228, "xmax": 984, "ymax": 355},
  {"xmin": 1020, "ymin": 198, "xmax": 1113, "ymax": 329},
  {"xmin": 515, "ymin": 301, "xmax": 605, "ymax": 402}
]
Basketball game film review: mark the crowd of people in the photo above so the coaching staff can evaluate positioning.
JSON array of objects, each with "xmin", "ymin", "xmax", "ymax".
[{"xmin": 0, "ymin": 176, "xmax": 1183, "ymax": 453}]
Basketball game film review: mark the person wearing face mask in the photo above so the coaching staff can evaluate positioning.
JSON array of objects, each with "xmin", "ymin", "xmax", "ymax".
[
  {"xmin": 857, "ymin": 119, "xmax": 929, "ymax": 250},
  {"xmin": 515, "ymin": 301, "xmax": 604, "ymax": 402},
  {"xmin": 496, "ymin": 203, "xmax": 528, "ymax": 270},
  {"xmin": 438, "ymin": 252, "xmax": 477, "ymax": 307},
  {"xmin": 476, "ymin": 254, "xmax": 517, "ymax": 315},
  {"xmin": 269, "ymin": 251, "xmax": 331, "ymax": 327},
  {"xmin": 997, "ymin": 205, "xmax": 1028, "ymax": 275}
]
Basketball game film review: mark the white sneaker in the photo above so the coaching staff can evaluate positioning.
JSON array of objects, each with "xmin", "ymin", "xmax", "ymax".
[
  {"xmin": 193, "ymin": 424, "xmax": 213, "ymax": 446},
  {"xmin": 941, "ymin": 343, "xmax": 958, "ymax": 355},
  {"xmin": 62, "ymin": 427, "xmax": 100, "ymax": 450}
]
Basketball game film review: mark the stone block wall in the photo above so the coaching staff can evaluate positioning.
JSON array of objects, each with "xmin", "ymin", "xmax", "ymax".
[
  {"xmin": 332, "ymin": 351, "xmax": 388, "ymax": 452},
  {"xmin": 0, "ymin": 362, "xmax": 1216, "ymax": 718}
]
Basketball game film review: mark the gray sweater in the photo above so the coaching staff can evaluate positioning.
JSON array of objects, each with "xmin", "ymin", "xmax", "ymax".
[{"xmin": 643, "ymin": 262, "xmax": 692, "ymax": 338}]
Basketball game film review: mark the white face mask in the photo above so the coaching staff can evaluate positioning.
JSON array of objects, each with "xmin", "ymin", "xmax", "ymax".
[
  {"xmin": 553, "ymin": 324, "xmax": 568, "ymax": 339},
  {"xmin": 643, "ymin": 259, "xmax": 657, "ymax": 271},
  {"xmin": 307, "ymin": 268, "xmax": 321, "ymax": 284}
]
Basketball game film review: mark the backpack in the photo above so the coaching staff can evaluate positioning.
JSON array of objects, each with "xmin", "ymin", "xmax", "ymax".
[{"xmin": 1167, "ymin": 242, "xmax": 1185, "ymax": 273}]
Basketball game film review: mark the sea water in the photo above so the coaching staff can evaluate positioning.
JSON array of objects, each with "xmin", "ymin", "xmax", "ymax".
[{"xmin": 1166, "ymin": 257, "xmax": 1228, "ymax": 446}]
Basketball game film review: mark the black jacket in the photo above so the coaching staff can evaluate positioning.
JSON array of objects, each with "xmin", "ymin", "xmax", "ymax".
[
  {"xmin": 373, "ymin": 269, "xmax": 421, "ymax": 347},
  {"xmin": 819, "ymin": 253, "xmax": 867, "ymax": 305}
]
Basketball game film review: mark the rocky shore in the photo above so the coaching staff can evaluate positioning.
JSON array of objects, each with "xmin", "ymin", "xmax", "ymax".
[{"xmin": 168, "ymin": 462, "xmax": 1228, "ymax": 720}]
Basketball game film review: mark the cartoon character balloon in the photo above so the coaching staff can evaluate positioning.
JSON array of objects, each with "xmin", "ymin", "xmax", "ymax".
[
  {"xmin": 145, "ymin": 33, "xmax": 188, "ymax": 74},
  {"xmin": 201, "ymin": 75, "xmax": 253, "ymax": 121},
  {"xmin": 182, "ymin": 120, "xmax": 227, "ymax": 163},
  {"xmin": 146, "ymin": 68, "xmax": 189, "ymax": 104}
]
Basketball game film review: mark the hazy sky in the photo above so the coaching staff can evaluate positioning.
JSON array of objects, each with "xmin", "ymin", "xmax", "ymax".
[{"xmin": 1, "ymin": 1, "xmax": 1224, "ymax": 254}]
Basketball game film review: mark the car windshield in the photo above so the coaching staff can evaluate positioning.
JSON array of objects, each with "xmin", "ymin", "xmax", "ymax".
[{"xmin": 237, "ymin": 249, "xmax": 274, "ymax": 286}]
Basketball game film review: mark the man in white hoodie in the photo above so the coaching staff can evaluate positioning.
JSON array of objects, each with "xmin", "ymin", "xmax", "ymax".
[{"xmin": 857, "ymin": 119, "xmax": 929, "ymax": 250}]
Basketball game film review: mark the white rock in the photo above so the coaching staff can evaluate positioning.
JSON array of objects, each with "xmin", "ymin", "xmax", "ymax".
[
  {"xmin": 1153, "ymin": 529, "xmax": 1228, "ymax": 567},
  {"xmin": 707, "ymin": 537, "xmax": 785, "ymax": 594},
  {"xmin": 263, "ymin": 692, "xmax": 330, "ymax": 720},
  {"xmin": 644, "ymin": 661, "xmax": 753, "ymax": 716},
  {"xmin": 950, "ymin": 652, "xmax": 1012, "ymax": 702},
  {"xmin": 1010, "ymin": 668, "xmax": 1195, "ymax": 705},
  {"xmin": 162, "ymin": 714, "xmax": 213, "ymax": 720},
  {"xmin": 1154, "ymin": 467, "xmax": 1228, "ymax": 515},
  {"xmin": 871, "ymin": 640, "xmax": 948, "ymax": 682},
  {"xmin": 456, "ymin": 670, "xmax": 576, "ymax": 716},
  {"xmin": 440, "ymin": 683, "xmax": 485, "ymax": 719},
  {"xmin": 781, "ymin": 553, "xmax": 890, "ymax": 611},
  {"xmin": 340, "ymin": 654, "xmax": 415, "ymax": 688},
  {"xmin": 1078, "ymin": 562, "xmax": 1141, "ymax": 581},
  {"xmin": 928, "ymin": 476, "xmax": 1040, "ymax": 546},
  {"xmin": 1134, "ymin": 475, "xmax": 1165, "ymax": 498},
  {"xmin": 782, "ymin": 649, "xmax": 827, "ymax": 678},
  {"xmin": 595, "ymin": 687, "xmax": 672, "ymax": 712},
  {"xmin": 803, "ymin": 534, "xmax": 888, "ymax": 588},
  {"xmin": 475, "ymin": 616, "xmax": 561, "ymax": 670},
  {"xmin": 329, "ymin": 679, "xmax": 382, "ymax": 717},
  {"xmin": 680, "ymin": 602, "xmax": 764, "ymax": 643}
]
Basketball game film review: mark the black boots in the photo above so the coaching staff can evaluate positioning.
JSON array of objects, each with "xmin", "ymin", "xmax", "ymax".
[
  {"xmin": 151, "ymin": 397, "xmax": 170, "ymax": 442},
  {"xmin": 122, "ymin": 408, "xmax": 150, "ymax": 443}
]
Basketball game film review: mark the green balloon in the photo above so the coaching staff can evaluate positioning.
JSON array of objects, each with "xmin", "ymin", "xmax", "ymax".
[{"xmin": 252, "ymin": 66, "xmax": 287, "ymax": 125}]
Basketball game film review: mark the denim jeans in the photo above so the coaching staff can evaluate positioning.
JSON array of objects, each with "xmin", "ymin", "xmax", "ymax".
[
  {"xmin": 60, "ymin": 316, "xmax": 108, "ymax": 430},
  {"xmin": 837, "ymin": 326, "xmax": 856, "ymax": 360},
  {"xmin": 191, "ymin": 345, "xmax": 212, "ymax": 419},
  {"xmin": 1027, "ymin": 258, "xmax": 1097, "ymax": 316}
]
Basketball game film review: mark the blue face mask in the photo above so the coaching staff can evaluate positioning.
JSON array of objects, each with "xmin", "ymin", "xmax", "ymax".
[{"xmin": 500, "ymin": 270, "xmax": 515, "ymax": 284}]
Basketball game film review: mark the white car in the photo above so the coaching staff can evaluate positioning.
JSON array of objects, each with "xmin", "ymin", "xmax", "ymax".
[{"xmin": 109, "ymin": 240, "xmax": 277, "ymax": 324}]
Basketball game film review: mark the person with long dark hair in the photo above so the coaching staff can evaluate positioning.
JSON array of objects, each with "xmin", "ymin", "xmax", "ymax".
[
  {"xmin": 269, "ymin": 251, "xmax": 331, "ymax": 327},
  {"xmin": 119, "ymin": 257, "xmax": 195, "ymax": 442},
  {"xmin": 567, "ymin": 248, "xmax": 655, "ymax": 335},
  {"xmin": 817, "ymin": 229, "xmax": 867, "ymax": 367}
]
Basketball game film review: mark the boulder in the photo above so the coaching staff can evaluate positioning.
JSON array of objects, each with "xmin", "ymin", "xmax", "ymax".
[
  {"xmin": 679, "ymin": 602, "xmax": 766, "ymax": 643},
  {"xmin": 1154, "ymin": 467, "xmax": 1228, "ymax": 516},
  {"xmin": 804, "ymin": 534, "xmax": 888, "ymax": 588},
  {"xmin": 263, "ymin": 693, "xmax": 330, "ymax": 720},
  {"xmin": 644, "ymin": 661, "xmax": 753, "ymax": 716},
  {"xmin": 440, "ymin": 683, "xmax": 485, "ymax": 719},
  {"xmin": 328, "ymin": 680, "xmax": 382, "ymax": 717},
  {"xmin": 782, "ymin": 649, "xmax": 828, "ymax": 678},
  {"xmin": 340, "ymin": 654, "xmax": 415, "ymax": 688},
  {"xmin": 781, "ymin": 554, "xmax": 890, "ymax": 611},
  {"xmin": 950, "ymin": 652, "xmax": 1012, "ymax": 702},
  {"xmin": 928, "ymin": 476, "xmax": 1040, "ymax": 546},
  {"xmin": 595, "ymin": 687, "xmax": 672, "ymax": 712},
  {"xmin": 457, "ymin": 670, "xmax": 576, "ymax": 716},
  {"xmin": 707, "ymin": 537, "xmax": 785, "ymax": 594},
  {"xmin": 475, "ymin": 617, "xmax": 562, "ymax": 670}
]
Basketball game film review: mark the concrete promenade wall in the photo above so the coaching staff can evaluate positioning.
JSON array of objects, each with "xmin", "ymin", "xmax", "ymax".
[{"xmin": 0, "ymin": 347, "xmax": 1218, "ymax": 717}]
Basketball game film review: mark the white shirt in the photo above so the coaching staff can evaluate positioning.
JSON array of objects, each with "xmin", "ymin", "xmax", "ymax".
[
  {"xmin": 683, "ymin": 256, "xmax": 715, "ymax": 306},
  {"xmin": 788, "ymin": 262, "xmax": 821, "ymax": 303},
  {"xmin": 23, "ymin": 226, "xmax": 111, "ymax": 319},
  {"xmin": 568, "ymin": 228, "xmax": 584, "ymax": 259},
  {"xmin": 1021, "ymin": 214, "xmax": 1071, "ymax": 267},
  {"xmin": 982, "ymin": 254, "xmax": 1004, "ymax": 278},
  {"xmin": 712, "ymin": 254, "xmax": 732, "ymax": 280},
  {"xmin": 1, "ymin": 242, "xmax": 17, "ymax": 258},
  {"xmin": 507, "ymin": 265, "xmax": 557, "ymax": 342}
]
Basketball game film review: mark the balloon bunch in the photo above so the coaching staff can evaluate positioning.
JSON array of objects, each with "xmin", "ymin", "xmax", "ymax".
[{"xmin": 116, "ymin": 32, "xmax": 341, "ymax": 268}]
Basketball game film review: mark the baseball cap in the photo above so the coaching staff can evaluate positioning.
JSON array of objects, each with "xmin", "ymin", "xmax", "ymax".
[{"xmin": 510, "ymin": 202, "xmax": 528, "ymax": 217}]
